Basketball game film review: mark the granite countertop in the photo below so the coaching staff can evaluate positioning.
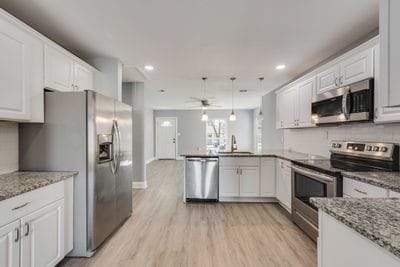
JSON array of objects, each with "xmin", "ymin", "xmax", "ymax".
[
  {"xmin": 181, "ymin": 149, "xmax": 327, "ymax": 162},
  {"xmin": 311, "ymin": 197, "xmax": 400, "ymax": 258},
  {"xmin": 0, "ymin": 171, "xmax": 77, "ymax": 201},
  {"xmin": 342, "ymin": 171, "xmax": 400, "ymax": 193}
]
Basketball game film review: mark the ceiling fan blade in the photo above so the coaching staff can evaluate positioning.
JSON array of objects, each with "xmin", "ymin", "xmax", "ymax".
[{"xmin": 185, "ymin": 100, "xmax": 201, "ymax": 103}]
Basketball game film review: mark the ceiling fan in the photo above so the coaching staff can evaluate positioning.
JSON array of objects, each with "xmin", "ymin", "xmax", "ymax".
[{"xmin": 186, "ymin": 77, "xmax": 221, "ymax": 109}]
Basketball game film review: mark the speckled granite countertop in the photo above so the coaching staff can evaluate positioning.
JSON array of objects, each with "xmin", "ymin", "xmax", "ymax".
[
  {"xmin": 0, "ymin": 171, "xmax": 77, "ymax": 201},
  {"xmin": 311, "ymin": 197, "xmax": 400, "ymax": 258},
  {"xmin": 181, "ymin": 149, "xmax": 326, "ymax": 161},
  {"xmin": 342, "ymin": 171, "xmax": 400, "ymax": 193}
]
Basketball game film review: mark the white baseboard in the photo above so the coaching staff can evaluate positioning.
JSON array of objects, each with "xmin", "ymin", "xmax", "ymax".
[
  {"xmin": 132, "ymin": 181, "xmax": 147, "ymax": 189},
  {"xmin": 145, "ymin": 157, "xmax": 156, "ymax": 165}
]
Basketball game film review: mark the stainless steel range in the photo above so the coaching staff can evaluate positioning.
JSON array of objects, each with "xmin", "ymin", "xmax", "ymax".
[{"xmin": 291, "ymin": 141, "xmax": 399, "ymax": 241}]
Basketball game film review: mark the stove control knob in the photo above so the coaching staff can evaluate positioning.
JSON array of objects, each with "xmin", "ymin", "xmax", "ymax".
[
  {"xmin": 380, "ymin": 147, "xmax": 388, "ymax": 152},
  {"xmin": 336, "ymin": 144, "xmax": 342, "ymax": 148},
  {"xmin": 373, "ymin": 146, "xmax": 380, "ymax": 152},
  {"xmin": 366, "ymin": 146, "xmax": 372, "ymax": 151},
  {"xmin": 331, "ymin": 143, "xmax": 336, "ymax": 148}
]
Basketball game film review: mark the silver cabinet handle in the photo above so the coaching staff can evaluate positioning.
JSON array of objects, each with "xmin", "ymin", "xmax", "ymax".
[
  {"xmin": 354, "ymin": 188, "xmax": 368, "ymax": 195},
  {"xmin": 236, "ymin": 168, "xmax": 239, "ymax": 175},
  {"xmin": 339, "ymin": 76, "xmax": 343, "ymax": 85},
  {"xmin": 334, "ymin": 77, "xmax": 338, "ymax": 87},
  {"xmin": 24, "ymin": 223, "xmax": 30, "ymax": 237},
  {"xmin": 15, "ymin": 228, "xmax": 19, "ymax": 242},
  {"xmin": 12, "ymin": 202, "xmax": 29, "ymax": 210}
]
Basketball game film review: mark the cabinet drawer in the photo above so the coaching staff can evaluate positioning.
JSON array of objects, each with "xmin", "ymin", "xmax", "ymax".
[
  {"xmin": 0, "ymin": 181, "xmax": 64, "ymax": 227},
  {"xmin": 343, "ymin": 178, "xmax": 388, "ymax": 198},
  {"xmin": 219, "ymin": 157, "xmax": 260, "ymax": 167},
  {"xmin": 389, "ymin": 190, "xmax": 400, "ymax": 198}
]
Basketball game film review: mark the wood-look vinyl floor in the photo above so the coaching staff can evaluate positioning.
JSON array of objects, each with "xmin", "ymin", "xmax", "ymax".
[{"xmin": 59, "ymin": 160, "xmax": 316, "ymax": 267}]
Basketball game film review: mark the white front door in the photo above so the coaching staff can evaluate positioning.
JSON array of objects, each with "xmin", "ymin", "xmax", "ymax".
[{"xmin": 156, "ymin": 117, "xmax": 177, "ymax": 159}]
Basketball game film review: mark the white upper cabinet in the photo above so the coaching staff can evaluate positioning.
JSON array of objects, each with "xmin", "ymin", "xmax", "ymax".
[
  {"xmin": 316, "ymin": 65, "xmax": 341, "ymax": 94},
  {"xmin": 44, "ymin": 45, "xmax": 75, "ymax": 92},
  {"xmin": 276, "ymin": 77, "xmax": 315, "ymax": 129},
  {"xmin": 0, "ymin": 11, "xmax": 44, "ymax": 122},
  {"xmin": 376, "ymin": 0, "xmax": 400, "ymax": 123},
  {"xmin": 339, "ymin": 48, "xmax": 374, "ymax": 86},
  {"xmin": 297, "ymin": 77, "xmax": 315, "ymax": 127},
  {"xmin": 74, "ymin": 63, "xmax": 94, "ymax": 91},
  {"xmin": 45, "ymin": 45, "xmax": 94, "ymax": 92}
]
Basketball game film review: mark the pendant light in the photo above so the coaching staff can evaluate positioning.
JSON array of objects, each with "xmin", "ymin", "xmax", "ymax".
[
  {"xmin": 201, "ymin": 77, "xmax": 209, "ymax": 121},
  {"xmin": 258, "ymin": 77, "xmax": 264, "ymax": 121},
  {"xmin": 229, "ymin": 77, "xmax": 237, "ymax": 121}
]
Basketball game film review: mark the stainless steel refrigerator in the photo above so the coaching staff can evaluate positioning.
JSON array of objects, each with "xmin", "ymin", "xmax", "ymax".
[{"xmin": 19, "ymin": 90, "xmax": 133, "ymax": 257}]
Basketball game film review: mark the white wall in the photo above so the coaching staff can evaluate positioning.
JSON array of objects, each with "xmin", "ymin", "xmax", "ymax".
[
  {"xmin": 284, "ymin": 123, "xmax": 400, "ymax": 157},
  {"xmin": 87, "ymin": 57, "xmax": 122, "ymax": 100},
  {"xmin": 0, "ymin": 123, "xmax": 18, "ymax": 174},
  {"xmin": 154, "ymin": 109, "xmax": 254, "ymax": 155},
  {"xmin": 261, "ymin": 91, "xmax": 284, "ymax": 150}
]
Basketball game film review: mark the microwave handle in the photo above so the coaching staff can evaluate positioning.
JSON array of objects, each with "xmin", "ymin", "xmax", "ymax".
[{"xmin": 342, "ymin": 86, "xmax": 350, "ymax": 120}]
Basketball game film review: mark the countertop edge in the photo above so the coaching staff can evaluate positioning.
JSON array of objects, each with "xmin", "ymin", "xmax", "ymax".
[
  {"xmin": 342, "ymin": 172, "xmax": 400, "ymax": 193},
  {"xmin": 0, "ymin": 171, "xmax": 78, "ymax": 202},
  {"xmin": 311, "ymin": 198, "xmax": 400, "ymax": 259}
]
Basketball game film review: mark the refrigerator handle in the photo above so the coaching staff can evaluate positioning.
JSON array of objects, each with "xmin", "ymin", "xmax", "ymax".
[
  {"xmin": 111, "ymin": 120, "xmax": 121, "ymax": 174},
  {"xmin": 115, "ymin": 120, "xmax": 122, "ymax": 172}
]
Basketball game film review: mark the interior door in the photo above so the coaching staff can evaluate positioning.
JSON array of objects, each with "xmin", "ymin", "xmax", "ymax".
[
  {"xmin": 20, "ymin": 200, "xmax": 64, "ymax": 267},
  {"xmin": 0, "ymin": 220, "xmax": 20, "ymax": 267},
  {"xmin": 87, "ymin": 91, "xmax": 117, "ymax": 251},
  {"xmin": 114, "ymin": 101, "xmax": 133, "ymax": 225},
  {"xmin": 156, "ymin": 117, "xmax": 177, "ymax": 159}
]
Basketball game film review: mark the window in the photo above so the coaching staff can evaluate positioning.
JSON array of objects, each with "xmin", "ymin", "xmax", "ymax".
[{"xmin": 206, "ymin": 119, "xmax": 228, "ymax": 152}]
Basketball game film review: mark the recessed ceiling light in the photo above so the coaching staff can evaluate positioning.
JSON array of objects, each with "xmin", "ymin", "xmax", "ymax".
[
  {"xmin": 144, "ymin": 65, "xmax": 154, "ymax": 71},
  {"xmin": 275, "ymin": 64, "xmax": 286, "ymax": 70},
  {"xmin": 158, "ymin": 89, "xmax": 165, "ymax": 93}
]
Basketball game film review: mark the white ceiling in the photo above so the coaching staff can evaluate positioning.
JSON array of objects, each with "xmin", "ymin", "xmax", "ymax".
[{"xmin": 1, "ymin": 0, "xmax": 379, "ymax": 109}]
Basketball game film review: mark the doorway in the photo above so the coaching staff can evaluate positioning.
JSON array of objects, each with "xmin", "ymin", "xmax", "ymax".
[{"xmin": 156, "ymin": 117, "xmax": 177, "ymax": 159}]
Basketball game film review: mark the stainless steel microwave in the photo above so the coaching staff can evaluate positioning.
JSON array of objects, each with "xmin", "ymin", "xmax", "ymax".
[{"xmin": 311, "ymin": 79, "xmax": 374, "ymax": 125}]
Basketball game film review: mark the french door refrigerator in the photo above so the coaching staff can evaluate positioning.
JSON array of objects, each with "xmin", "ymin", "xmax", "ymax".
[{"xmin": 19, "ymin": 90, "xmax": 133, "ymax": 257}]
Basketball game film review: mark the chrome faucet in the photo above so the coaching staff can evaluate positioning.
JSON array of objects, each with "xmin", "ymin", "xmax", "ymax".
[{"xmin": 231, "ymin": 135, "xmax": 238, "ymax": 152}]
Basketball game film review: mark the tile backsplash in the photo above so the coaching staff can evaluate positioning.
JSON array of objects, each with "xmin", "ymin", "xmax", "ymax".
[
  {"xmin": 0, "ymin": 123, "xmax": 18, "ymax": 174},
  {"xmin": 284, "ymin": 123, "xmax": 400, "ymax": 157}
]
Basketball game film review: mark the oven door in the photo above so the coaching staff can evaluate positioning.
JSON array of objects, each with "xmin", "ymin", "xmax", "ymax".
[{"xmin": 291, "ymin": 166, "xmax": 336, "ymax": 242}]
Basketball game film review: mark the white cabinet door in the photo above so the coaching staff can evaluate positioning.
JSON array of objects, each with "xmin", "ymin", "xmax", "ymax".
[
  {"xmin": 239, "ymin": 167, "xmax": 260, "ymax": 197},
  {"xmin": 297, "ymin": 77, "xmax": 315, "ymax": 127},
  {"xmin": 276, "ymin": 160, "xmax": 291, "ymax": 211},
  {"xmin": 74, "ymin": 63, "xmax": 93, "ymax": 91},
  {"xmin": 275, "ymin": 160, "xmax": 284, "ymax": 203},
  {"xmin": 339, "ymin": 48, "xmax": 374, "ymax": 86},
  {"xmin": 0, "ymin": 14, "xmax": 34, "ymax": 121},
  {"xmin": 21, "ymin": 200, "xmax": 64, "ymax": 267},
  {"xmin": 276, "ymin": 93, "xmax": 284, "ymax": 129},
  {"xmin": 44, "ymin": 45, "xmax": 74, "ymax": 92},
  {"xmin": 260, "ymin": 158, "xmax": 276, "ymax": 197},
  {"xmin": 281, "ymin": 86, "xmax": 297, "ymax": 128},
  {"xmin": 219, "ymin": 167, "xmax": 240, "ymax": 197},
  {"xmin": 0, "ymin": 220, "xmax": 20, "ymax": 267},
  {"xmin": 316, "ymin": 64, "xmax": 340, "ymax": 94}
]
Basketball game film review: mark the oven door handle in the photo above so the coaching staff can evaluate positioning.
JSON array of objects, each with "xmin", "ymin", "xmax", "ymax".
[
  {"xmin": 292, "ymin": 166, "xmax": 335, "ymax": 183},
  {"xmin": 342, "ymin": 86, "xmax": 351, "ymax": 120}
]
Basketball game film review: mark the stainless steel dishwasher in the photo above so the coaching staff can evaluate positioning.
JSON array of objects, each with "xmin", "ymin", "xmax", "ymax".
[{"xmin": 185, "ymin": 157, "xmax": 219, "ymax": 202}]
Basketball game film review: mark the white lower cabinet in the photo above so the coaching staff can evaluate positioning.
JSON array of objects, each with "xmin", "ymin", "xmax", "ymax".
[
  {"xmin": 260, "ymin": 158, "xmax": 276, "ymax": 197},
  {"xmin": 0, "ymin": 178, "xmax": 73, "ymax": 267},
  {"xmin": 219, "ymin": 167, "xmax": 240, "ymax": 197},
  {"xmin": 239, "ymin": 167, "xmax": 260, "ymax": 197},
  {"xmin": 318, "ymin": 211, "xmax": 400, "ymax": 267},
  {"xmin": 276, "ymin": 159, "xmax": 292, "ymax": 212},
  {"xmin": 20, "ymin": 200, "xmax": 64, "ymax": 267},
  {"xmin": 0, "ymin": 220, "xmax": 20, "ymax": 267},
  {"xmin": 389, "ymin": 190, "xmax": 400, "ymax": 198}
]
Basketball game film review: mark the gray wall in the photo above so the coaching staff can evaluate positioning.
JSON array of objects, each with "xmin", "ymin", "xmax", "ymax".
[
  {"xmin": 0, "ymin": 122, "xmax": 18, "ymax": 174},
  {"xmin": 87, "ymin": 57, "xmax": 122, "ymax": 101},
  {"xmin": 144, "ymin": 108, "xmax": 154, "ymax": 162},
  {"xmin": 122, "ymin": 82, "xmax": 146, "ymax": 183},
  {"xmin": 154, "ymin": 109, "xmax": 254, "ymax": 155},
  {"xmin": 261, "ymin": 91, "xmax": 284, "ymax": 150}
]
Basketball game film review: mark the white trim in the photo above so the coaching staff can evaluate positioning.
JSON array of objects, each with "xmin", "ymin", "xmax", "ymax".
[
  {"xmin": 176, "ymin": 156, "xmax": 185, "ymax": 161},
  {"xmin": 145, "ymin": 157, "xmax": 156, "ymax": 165},
  {"xmin": 132, "ymin": 181, "xmax": 148, "ymax": 189},
  {"xmin": 155, "ymin": 117, "xmax": 178, "ymax": 159}
]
